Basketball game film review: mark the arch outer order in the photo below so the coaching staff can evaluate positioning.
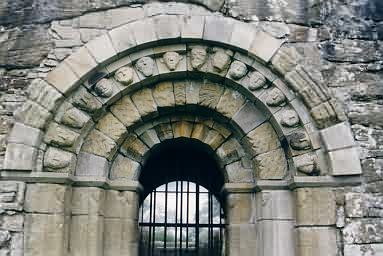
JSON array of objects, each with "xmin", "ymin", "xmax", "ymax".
[
  {"xmin": 3, "ymin": 14, "xmax": 362, "ymax": 184},
  {"xmin": 0, "ymin": 13, "xmax": 364, "ymax": 256}
]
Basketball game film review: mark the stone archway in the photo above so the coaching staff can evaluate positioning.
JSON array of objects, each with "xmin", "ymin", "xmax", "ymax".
[{"xmin": 1, "ymin": 14, "xmax": 362, "ymax": 256}]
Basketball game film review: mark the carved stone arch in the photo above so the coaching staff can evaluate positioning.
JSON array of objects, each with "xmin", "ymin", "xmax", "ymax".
[{"xmin": 1, "ymin": 13, "xmax": 363, "ymax": 256}]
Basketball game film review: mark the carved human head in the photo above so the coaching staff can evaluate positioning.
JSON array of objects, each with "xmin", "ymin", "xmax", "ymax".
[
  {"xmin": 228, "ymin": 61, "xmax": 248, "ymax": 80},
  {"xmin": 212, "ymin": 48, "xmax": 233, "ymax": 72},
  {"xmin": 248, "ymin": 71, "xmax": 267, "ymax": 91},
  {"xmin": 161, "ymin": 51, "xmax": 183, "ymax": 71},
  {"xmin": 281, "ymin": 110, "xmax": 300, "ymax": 127},
  {"xmin": 266, "ymin": 88, "xmax": 286, "ymax": 107},
  {"xmin": 135, "ymin": 56, "xmax": 155, "ymax": 77},
  {"xmin": 295, "ymin": 154, "xmax": 318, "ymax": 175},
  {"xmin": 289, "ymin": 132, "xmax": 311, "ymax": 150},
  {"xmin": 114, "ymin": 66, "xmax": 134, "ymax": 86},
  {"xmin": 190, "ymin": 46, "xmax": 208, "ymax": 69},
  {"xmin": 94, "ymin": 78, "xmax": 114, "ymax": 98}
]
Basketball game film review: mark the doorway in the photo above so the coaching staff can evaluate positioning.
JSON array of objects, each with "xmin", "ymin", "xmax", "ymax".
[{"xmin": 138, "ymin": 139, "xmax": 226, "ymax": 256}]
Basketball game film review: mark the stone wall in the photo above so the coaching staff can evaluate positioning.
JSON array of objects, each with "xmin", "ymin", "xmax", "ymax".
[{"xmin": 0, "ymin": 0, "xmax": 382, "ymax": 255}]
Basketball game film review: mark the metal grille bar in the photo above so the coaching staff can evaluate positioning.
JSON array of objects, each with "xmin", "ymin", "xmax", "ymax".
[{"xmin": 139, "ymin": 181, "xmax": 225, "ymax": 256}]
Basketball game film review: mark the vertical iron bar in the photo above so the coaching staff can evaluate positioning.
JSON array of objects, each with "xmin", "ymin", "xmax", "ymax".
[
  {"xmin": 175, "ymin": 181, "xmax": 178, "ymax": 253},
  {"xmin": 164, "ymin": 184, "xmax": 168, "ymax": 250},
  {"xmin": 186, "ymin": 182, "xmax": 189, "ymax": 250},
  {"xmin": 148, "ymin": 193, "xmax": 153, "ymax": 256},
  {"xmin": 195, "ymin": 185, "xmax": 199, "ymax": 253},
  {"xmin": 180, "ymin": 181, "xmax": 183, "ymax": 255},
  {"xmin": 152, "ymin": 190, "xmax": 157, "ymax": 256}
]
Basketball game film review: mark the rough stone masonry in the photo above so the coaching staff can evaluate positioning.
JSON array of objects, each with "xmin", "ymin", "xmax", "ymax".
[{"xmin": 0, "ymin": 0, "xmax": 383, "ymax": 256}]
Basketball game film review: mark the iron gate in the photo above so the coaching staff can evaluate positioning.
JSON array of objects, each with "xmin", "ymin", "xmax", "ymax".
[{"xmin": 139, "ymin": 181, "xmax": 225, "ymax": 256}]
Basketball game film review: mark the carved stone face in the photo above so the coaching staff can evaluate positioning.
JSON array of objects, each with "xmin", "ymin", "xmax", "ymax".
[
  {"xmin": 228, "ymin": 61, "xmax": 248, "ymax": 80},
  {"xmin": 94, "ymin": 78, "xmax": 114, "ymax": 98},
  {"xmin": 296, "ymin": 154, "xmax": 318, "ymax": 175},
  {"xmin": 212, "ymin": 51, "xmax": 231, "ymax": 72},
  {"xmin": 248, "ymin": 71, "xmax": 267, "ymax": 91},
  {"xmin": 161, "ymin": 52, "xmax": 183, "ymax": 71},
  {"xmin": 190, "ymin": 46, "xmax": 208, "ymax": 69},
  {"xmin": 281, "ymin": 110, "xmax": 300, "ymax": 127},
  {"xmin": 114, "ymin": 66, "xmax": 134, "ymax": 85},
  {"xmin": 135, "ymin": 57, "xmax": 155, "ymax": 77},
  {"xmin": 266, "ymin": 88, "xmax": 286, "ymax": 107},
  {"xmin": 289, "ymin": 132, "xmax": 311, "ymax": 150}
]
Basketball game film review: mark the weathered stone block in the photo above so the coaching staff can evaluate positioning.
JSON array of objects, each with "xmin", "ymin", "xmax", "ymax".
[
  {"xmin": 1, "ymin": 215, "xmax": 24, "ymax": 232},
  {"xmin": 120, "ymin": 134, "xmax": 149, "ymax": 163},
  {"xmin": 75, "ymin": 152, "xmax": 109, "ymax": 177},
  {"xmin": 85, "ymin": 34, "xmax": 117, "ymax": 63},
  {"xmin": 174, "ymin": 81, "xmax": 187, "ymax": 106},
  {"xmin": 27, "ymin": 79, "xmax": 63, "ymax": 112},
  {"xmin": 181, "ymin": 15, "xmax": 205, "ymax": 39},
  {"xmin": 226, "ymin": 193, "xmax": 254, "ymax": 224},
  {"xmin": 104, "ymin": 219, "xmax": 139, "ymax": 256},
  {"xmin": 153, "ymin": 15, "xmax": 181, "ymax": 40},
  {"xmin": 104, "ymin": 190, "xmax": 138, "ymax": 219},
  {"xmin": 254, "ymin": 148, "xmax": 287, "ymax": 180},
  {"xmin": 226, "ymin": 224, "xmax": 257, "ymax": 256},
  {"xmin": 14, "ymin": 100, "xmax": 52, "ymax": 129},
  {"xmin": 320, "ymin": 122, "xmax": 355, "ymax": 151},
  {"xmin": 328, "ymin": 147, "xmax": 362, "ymax": 176},
  {"xmin": 250, "ymin": 30, "xmax": 285, "ymax": 62},
  {"xmin": 25, "ymin": 184, "xmax": 71, "ymax": 214},
  {"xmin": 216, "ymin": 138, "xmax": 244, "ymax": 165},
  {"xmin": 109, "ymin": 24, "xmax": 137, "ymax": 54},
  {"xmin": 131, "ymin": 88, "xmax": 158, "ymax": 118},
  {"xmin": 271, "ymin": 46, "xmax": 300, "ymax": 74},
  {"xmin": 71, "ymin": 187, "xmax": 105, "ymax": 216},
  {"xmin": 7, "ymin": 123, "xmax": 42, "ymax": 147},
  {"xmin": 296, "ymin": 227, "xmax": 337, "ymax": 256},
  {"xmin": 96, "ymin": 113, "xmax": 127, "ymax": 143},
  {"xmin": 345, "ymin": 193, "xmax": 364, "ymax": 218},
  {"xmin": 343, "ymin": 219, "xmax": 383, "ymax": 244},
  {"xmin": 199, "ymin": 82, "xmax": 224, "ymax": 109},
  {"xmin": 225, "ymin": 161, "xmax": 254, "ymax": 183},
  {"xmin": 344, "ymin": 244, "xmax": 383, "ymax": 256},
  {"xmin": 203, "ymin": 129, "xmax": 225, "ymax": 150},
  {"xmin": 204, "ymin": 16, "xmax": 234, "ymax": 45},
  {"xmin": 110, "ymin": 154, "xmax": 141, "ymax": 180},
  {"xmin": 256, "ymin": 190, "xmax": 294, "ymax": 220},
  {"xmin": 82, "ymin": 130, "xmax": 117, "ymax": 160},
  {"xmin": 131, "ymin": 19, "xmax": 157, "ymax": 45},
  {"xmin": 43, "ymin": 147, "xmax": 76, "ymax": 173},
  {"xmin": 45, "ymin": 61, "xmax": 79, "ymax": 95},
  {"xmin": 70, "ymin": 215, "xmax": 104, "ymax": 256},
  {"xmin": 44, "ymin": 123, "xmax": 79, "ymax": 147},
  {"xmin": 172, "ymin": 121, "xmax": 193, "ymax": 138},
  {"xmin": 24, "ymin": 214, "xmax": 66, "ymax": 256},
  {"xmin": 216, "ymin": 88, "xmax": 246, "ymax": 119},
  {"xmin": 245, "ymin": 122, "xmax": 280, "ymax": 156},
  {"xmin": 295, "ymin": 187, "xmax": 336, "ymax": 226},
  {"xmin": 140, "ymin": 129, "xmax": 160, "ymax": 148},
  {"xmin": 71, "ymin": 86, "xmax": 103, "ymax": 114},
  {"xmin": 0, "ymin": 181, "xmax": 25, "ymax": 212},
  {"xmin": 152, "ymin": 81, "xmax": 175, "ymax": 108},
  {"xmin": 257, "ymin": 220, "xmax": 296, "ymax": 256},
  {"xmin": 106, "ymin": 7, "xmax": 144, "ymax": 29},
  {"xmin": 230, "ymin": 21, "xmax": 256, "ymax": 52},
  {"xmin": 4, "ymin": 143, "xmax": 38, "ymax": 171},
  {"xmin": 64, "ymin": 47, "xmax": 98, "ymax": 78},
  {"xmin": 232, "ymin": 102, "xmax": 268, "ymax": 134},
  {"xmin": 110, "ymin": 95, "xmax": 141, "ymax": 127}
]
